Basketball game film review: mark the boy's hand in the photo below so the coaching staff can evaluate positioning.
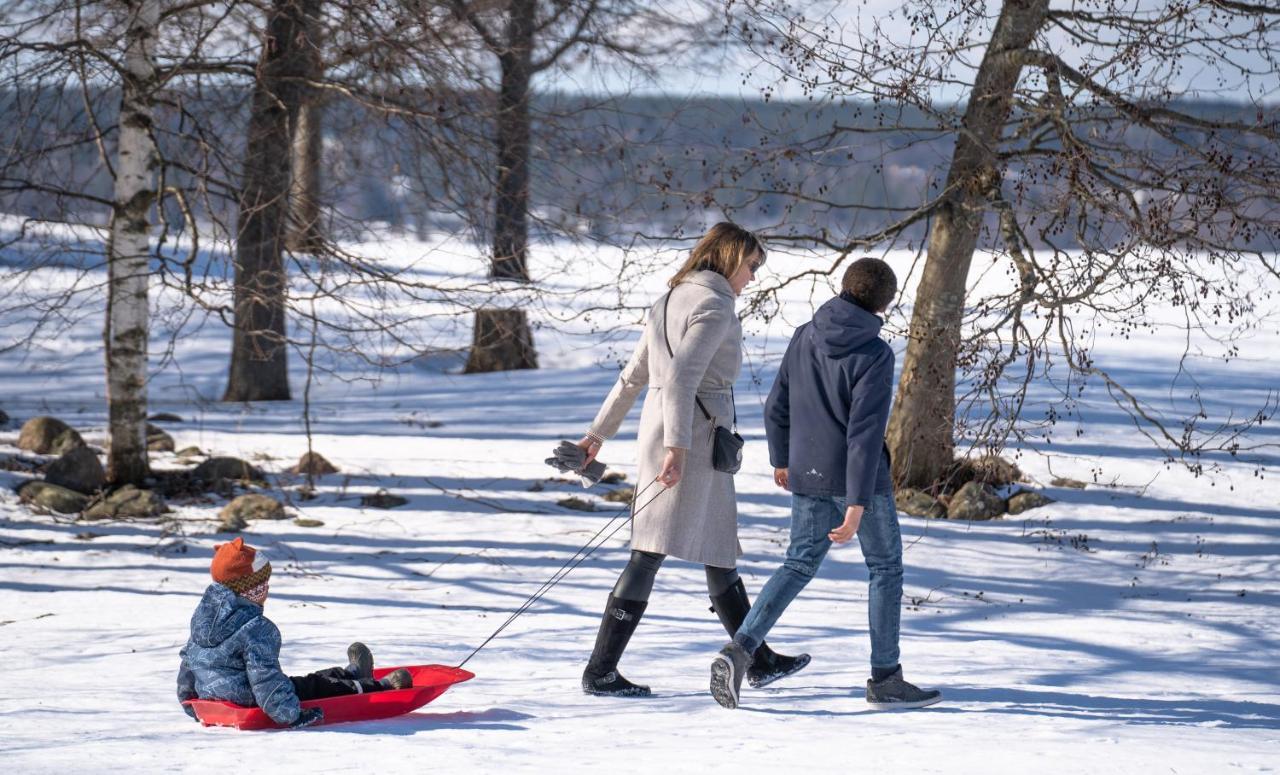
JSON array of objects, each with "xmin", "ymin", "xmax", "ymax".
[
  {"xmin": 828, "ymin": 504, "xmax": 864, "ymax": 544},
  {"xmin": 290, "ymin": 708, "xmax": 324, "ymax": 728},
  {"xmin": 773, "ymin": 468, "xmax": 789, "ymax": 490}
]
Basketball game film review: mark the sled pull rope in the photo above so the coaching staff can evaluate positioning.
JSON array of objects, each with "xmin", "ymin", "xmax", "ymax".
[{"xmin": 456, "ymin": 480, "xmax": 667, "ymax": 669}]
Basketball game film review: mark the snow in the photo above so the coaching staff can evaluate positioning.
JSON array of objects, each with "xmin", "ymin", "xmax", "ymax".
[{"xmin": 0, "ymin": 230, "xmax": 1278, "ymax": 773}]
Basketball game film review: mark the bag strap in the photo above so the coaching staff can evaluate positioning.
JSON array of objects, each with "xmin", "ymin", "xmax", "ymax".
[{"xmin": 660, "ymin": 290, "xmax": 734, "ymax": 427}]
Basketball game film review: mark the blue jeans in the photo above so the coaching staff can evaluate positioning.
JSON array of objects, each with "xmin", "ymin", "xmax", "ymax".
[{"xmin": 735, "ymin": 493, "xmax": 903, "ymax": 670}]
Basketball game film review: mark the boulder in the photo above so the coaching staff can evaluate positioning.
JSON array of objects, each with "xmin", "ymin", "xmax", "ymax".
[
  {"xmin": 146, "ymin": 424, "xmax": 176, "ymax": 453},
  {"xmin": 220, "ymin": 493, "xmax": 286, "ymax": 523},
  {"xmin": 17, "ymin": 416, "xmax": 84, "ymax": 455},
  {"xmin": 1007, "ymin": 490, "xmax": 1055, "ymax": 515},
  {"xmin": 176, "ymin": 446, "xmax": 205, "ymax": 458},
  {"xmin": 192, "ymin": 457, "xmax": 264, "ymax": 487},
  {"xmin": 0, "ymin": 408, "xmax": 9, "ymax": 427},
  {"xmin": 360, "ymin": 491, "xmax": 408, "ymax": 509},
  {"xmin": 148, "ymin": 412, "xmax": 184, "ymax": 422},
  {"xmin": 947, "ymin": 455, "xmax": 1024, "ymax": 489},
  {"xmin": 289, "ymin": 452, "xmax": 338, "ymax": 476},
  {"xmin": 896, "ymin": 488, "xmax": 946, "ymax": 519},
  {"xmin": 82, "ymin": 485, "xmax": 167, "ymax": 520},
  {"xmin": 946, "ymin": 481, "xmax": 1006, "ymax": 521},
  {"xmin": 218, "ymin": 511, "xmax": 248, "ymax": 532},
  {"xmin": 18, "ymin": 481, "xmax": 89, "ymax": 514},
  {"xmin": 1050, "ymin": 476, "xmax": 1088, "ymax": 490},
  {"xmin": 293, "ymin": 517, "xmax": 324, "ymax": 528},
  {"xmin": 602, "ymin": 487, "xmax": 635, "ymax": 504},
  {"xmin": 43, "ymin": 446, "xmax": 105, "ymax": 495}
]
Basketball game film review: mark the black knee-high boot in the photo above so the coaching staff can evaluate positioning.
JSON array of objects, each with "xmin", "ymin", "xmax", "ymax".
[
  {"xmin": 583, "ymin": 595, "xmax": 651, "ymax": 697},
  {"xmin": 709, "ymin": 579, "xmax": 812, "ymax": 688}
]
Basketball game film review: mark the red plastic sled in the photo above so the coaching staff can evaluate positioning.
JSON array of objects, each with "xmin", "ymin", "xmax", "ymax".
[{"xmin": 184, "ymin": 665, "xmax": 474, "ymax": 730}]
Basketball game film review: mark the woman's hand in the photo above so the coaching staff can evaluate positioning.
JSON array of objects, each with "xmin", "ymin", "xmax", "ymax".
[
  {"xmin": 575, "ymin": 435, "xmax": 602, "ymax": 468},
  {"xmin": 773, "ymin": 467, "xmax": 790, "ymax": 490},
  {"xmin": 828, "ymin": 504, "xmax": 864, "ymax": 544},
  {"xmin": 656, "ymin": 447, "xmax": 686, "ymax": 488}
]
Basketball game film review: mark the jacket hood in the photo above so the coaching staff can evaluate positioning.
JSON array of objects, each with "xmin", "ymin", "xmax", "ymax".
[
  {"xmin": 810, "ymin": 294, "xmax": 883, "ymax": 357},
  {"xmin": 190, "ymin": 582, "xmax": 262, "ymax": 648}
]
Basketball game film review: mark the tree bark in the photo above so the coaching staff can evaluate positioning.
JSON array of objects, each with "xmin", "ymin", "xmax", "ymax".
[
  {"xmin": 223, "ymin": 0, "xmax": 319, "ymax": 401},
  {"xmin": 886, "ymin": 0, "xmax": 1050, "ymax": 488},
  {"xmin": 105, "ymin": 0, "xmax": 160, "ymax": 486},
  {"xmin": 465, "ymin": 0, "xmax": 538, "ymax": 373},
  {"xmin": 287, "ymin": 100, "xmax": 324, "ymax": 254},
  {"xmin": 287, "ymin": 5, "xmax": 325, "ymax": 255}
]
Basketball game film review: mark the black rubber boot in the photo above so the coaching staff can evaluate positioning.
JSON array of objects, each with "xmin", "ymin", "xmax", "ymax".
[
  {"xmin": 346, "ymin": 642, "xmax": 373, "ymax": 679},
  {"xmin": 348, "ymin": 668, "xmax": 412, "ymax": 694},
  {"xmin": 709, "ymin": 579, "xmax": 811, "ymax": 689},
  {"xmin": 582, "ymin": 595, "xmax": 651, "ymax": 697},
  {"xmin": 379, "ymin": 668, "xmax": 413, "ymax": 691}
]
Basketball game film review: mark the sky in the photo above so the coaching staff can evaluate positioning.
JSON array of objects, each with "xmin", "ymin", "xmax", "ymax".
[{"xmin": 544, "ymin": 0, "xmax": 1280, "ymax": 105}]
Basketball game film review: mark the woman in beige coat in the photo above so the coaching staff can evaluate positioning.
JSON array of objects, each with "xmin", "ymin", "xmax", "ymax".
[{"xmin": 576, "ymin": 222, "xmax": 809, "ymax": 697}]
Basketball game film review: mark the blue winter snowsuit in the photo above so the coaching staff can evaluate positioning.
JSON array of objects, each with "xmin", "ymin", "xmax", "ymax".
[
  {"xmin": 176, "ymin": 583, "xmax": 302, "ymax": 725},
  {"xmin": 764, "ymin": 293, "xmax": 895, "ymax": 504}
]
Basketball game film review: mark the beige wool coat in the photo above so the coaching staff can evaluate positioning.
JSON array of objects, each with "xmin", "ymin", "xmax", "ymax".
[{"xmin": 587, "ymin": 270, "xmax": 743, "ymax": 568}]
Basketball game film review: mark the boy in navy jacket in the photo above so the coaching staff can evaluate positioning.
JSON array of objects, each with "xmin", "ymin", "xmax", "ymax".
[
  {"xmin": 177, "ymin": 537, "xmax": 412, "ymax": 727},
  {"xmin": 710, "ymin": 258, "xmax": 941, "ymax": 710}
]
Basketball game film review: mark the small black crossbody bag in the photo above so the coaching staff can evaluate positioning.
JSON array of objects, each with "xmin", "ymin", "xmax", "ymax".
[{"xmin": 661, "ymin": 291, "xmax": 744, "ymax": 475}]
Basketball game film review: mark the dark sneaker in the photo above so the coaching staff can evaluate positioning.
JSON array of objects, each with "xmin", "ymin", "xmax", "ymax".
[
  {"xmin": 865, "ymin": 667, "xmax": 941, "ymax": 709},
  {"xmin": 710, "ymin": 642, "xmax": 751, "ymax": 709},
  {"xmin": 582, "ymin": 670, "xmax": 651, "ymax": 697},
  {"xmin": 346, "ymin": 642, "xmax": 374, "ymax": 680},
  {"xmin": 379, "ymin": 668, "xmax": 413, "ymax": 690},
  {"xmin": 748, "ymin": 646, "xmax": 812, "ymax": 689}
]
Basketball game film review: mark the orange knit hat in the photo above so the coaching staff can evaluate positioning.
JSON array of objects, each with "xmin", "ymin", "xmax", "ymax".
[{"xmin": 211, "ymin": 537, "xmax": 271, "ymax": 603}]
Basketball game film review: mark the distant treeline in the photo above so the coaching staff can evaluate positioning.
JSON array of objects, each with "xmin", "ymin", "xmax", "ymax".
[{"xmin": 1, "ymin": 87, "xmax": 1267, "ymax": 250}]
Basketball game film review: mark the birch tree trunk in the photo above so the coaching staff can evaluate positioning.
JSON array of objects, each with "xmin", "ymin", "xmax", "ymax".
[
  {"xmin": 223, "ymin": 0, "xmax": 318, "ymax": 401},
  {"xmin": 104, "ymin": 0, "xmax": 160, "ymax": 486},
  {"xmin": 885, "ymin": 0, "xmax": 1050, "ymax": 489},
  {"xmin": 464, "ymin": 0, "xmax": 538, "ymax": 374}
]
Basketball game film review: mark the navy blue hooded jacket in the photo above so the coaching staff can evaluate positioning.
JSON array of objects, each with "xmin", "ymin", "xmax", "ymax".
[
  {"xmin": 176, "ymin": 583, "xmax": 302, "ymax": 725},
  {"xmin": 764, "ymin": 293, "xmax": 894, "ymax": 505}
]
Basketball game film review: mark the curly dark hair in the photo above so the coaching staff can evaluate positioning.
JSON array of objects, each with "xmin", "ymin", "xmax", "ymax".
[{"xmin": 841, "ymin": 257, "xmax": 897, "ymax": 313}]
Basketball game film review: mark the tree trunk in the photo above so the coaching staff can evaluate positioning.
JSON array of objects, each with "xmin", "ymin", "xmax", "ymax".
[
  {"xmin": 886, "ymin": 0, "xmax": 1049, "ymax": 488},
  {"xmin": 224, "ymin": 0, "xmax": 319, "ymax": 401},
  {"xmin": 287, "ymin": 5, "xmax": 325, "ymax": 255},
  {"xmin": 465, "ymin": 0, "xmax": 538, "ymax": 374},
  {"xmin": 105, "ymin": 0, "xmax": 160, "ymax": 487},
  {"xmin": 287, "ymin": 100, "xmax": 324, "ymax": 253}
]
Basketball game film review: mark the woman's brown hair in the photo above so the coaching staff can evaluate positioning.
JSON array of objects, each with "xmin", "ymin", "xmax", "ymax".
[{"xmin": 668, "ymin": 222, "xmax": 765, "ymax": 289}]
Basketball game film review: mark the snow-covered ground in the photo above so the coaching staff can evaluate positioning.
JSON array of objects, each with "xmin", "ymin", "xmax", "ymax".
[{"xmin": 1, "ymin": 230, "xmax": 1278, "ymax": 773}]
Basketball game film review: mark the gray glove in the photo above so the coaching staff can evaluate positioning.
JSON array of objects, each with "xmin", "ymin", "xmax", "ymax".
[{"xmin": 545, "ymin": 440, "xmax": 608, "ymax": 487}]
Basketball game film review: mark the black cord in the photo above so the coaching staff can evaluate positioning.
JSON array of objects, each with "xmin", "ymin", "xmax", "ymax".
[{"xmin": 455, "ymin": 479, "xmax": 667, "ymax": 669}]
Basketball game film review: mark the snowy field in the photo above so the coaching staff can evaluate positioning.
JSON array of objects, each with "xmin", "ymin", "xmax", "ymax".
[{"xmin": 1, "ymin": 229, "xmax": 1278, "ymax": 773}]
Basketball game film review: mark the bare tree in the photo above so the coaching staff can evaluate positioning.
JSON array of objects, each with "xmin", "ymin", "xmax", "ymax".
[
  {"xmin": 104, "ymin": 0, "xmax": 161, "ymax": 485},
  {"xmin": 716, "ymin": 0, "xmax": 1280, "ymax": 488},
  {"xmin": 885, "ymin": 0, "xmax": 1051, "ymax": 488},
  {"xmin": 448, "ymin": 0, "xmax": 700, "ymax": 373},
  {"xmin": 287, "ymin": 3, "xmax": 325, "ymax": 254},
  {"xmin": 223, "ymin": 0, "xmax": 323, "ymax": 402}
]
